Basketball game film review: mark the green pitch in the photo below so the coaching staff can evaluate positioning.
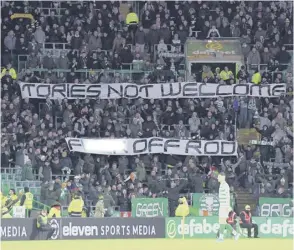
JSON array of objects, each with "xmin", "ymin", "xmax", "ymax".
[{"xmin": 2, "ymin": 238, "xmax": 293, "ymax": 250}]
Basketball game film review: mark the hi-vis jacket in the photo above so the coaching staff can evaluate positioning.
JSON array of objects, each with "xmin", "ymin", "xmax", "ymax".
[
  {"xmin": 1, "ymin": 67, "xmax": 17, "ymax": 79},
  {"xmin": 175, "ymin": 197, "xmax": 190, "ymax": 217}
]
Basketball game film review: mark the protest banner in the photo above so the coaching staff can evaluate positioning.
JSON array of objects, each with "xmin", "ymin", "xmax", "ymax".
[
  {"xmin": 131, "ymin": 198, "xmax": 169, "ymax": 217},
  {"xmin": 19, "ymin": 82, "xmax": 286, "ymax": 99},
  {"xmin": 65, "ymin": 137, "xmax": 238, "ymax": 156}
]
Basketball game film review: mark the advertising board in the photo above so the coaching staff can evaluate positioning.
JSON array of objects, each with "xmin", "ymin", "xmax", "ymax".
[
  {"xmin": 259, "ymin": 198, "xmax": 292, "ymax": 217},
  {"xmin": 1, "ymin": 218, "xmax": 165, "ymax": 241},
  {"xmin": 131, "ymin": 198, "xmax": 169, "ymax": 217},
  {"xmin": 165, "ymin": 217, "xmax": 293, "ymax": 239}
]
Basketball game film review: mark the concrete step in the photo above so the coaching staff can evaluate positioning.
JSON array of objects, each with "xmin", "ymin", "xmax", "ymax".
[
  {"xmin": 120, "ymin": 3, "xmax": 131, "ymax": 20},
  {"xmin": 236, "ymin": 189, "xmax": 258, "ymax": 213}
]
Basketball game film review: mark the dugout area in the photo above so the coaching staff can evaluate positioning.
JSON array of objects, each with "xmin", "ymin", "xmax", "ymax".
[{"xmin": 2, "ymin": 238, "xmax": 292, "ymax": 250}]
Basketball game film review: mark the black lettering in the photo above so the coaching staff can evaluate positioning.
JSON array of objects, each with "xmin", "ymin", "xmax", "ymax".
[
  {"xmin": 36, "ymin": 85, "xmax": 50, "ymax": 97},
  {"xmin": 133, "ymin": 139, "xmax": 147, "ymax": 154},
  {"xmin": 216, "ymin": 84, "xmax": 231, "ymax": 96},
  {"xmin": 148, "ymin": 137, "xmax": 163, "ymax": 152},
  {"xmin": 183, "ymin": 82, "xmax": 198, "ymax": 97},
  {"xmin": 124, "ymin": 85, "xmax": 139, "ymax": 98},
  {"xmin": 52, "ymin": 84, "xmax": 66, "ymax": 98},
  {"xmin": 67, "ymin": 139, "xmax": 82, "ymax": 151},
  {"xmin": 20, "ymin": 83, "xmax": 34, "ymax": 97},
  {"xmin": 250, "ymin": 84, "xmax": 270, "ymax": 96},
  {"xmin": 139, "ymin": 85, "xmax": 153, "ymax": 98},
  {"xmin": 185, "ymin": 140, "xmax": 202, "ymax": 154},
  {"xmin": 233, "ymin": 84, "xmax": 248, "ymax": 96},
  {"xmin": 161, "ymin": 82, "xmax": 181, "ymax": 97},
  {"xmin": 221, "ymin": 141, "xmax": 236, "ymax": 155},
  {"xmin": 108, "ymin": 84, "xmax": 123, "ymax": 98},
  {"xmin": 198, "ymin": 83, "xmax": 215, "ymax": 96},
  {"xmin": 70, "ymin": 85, "xmax": 86, "ymax": 98},
  {"xmin": 87, "ymin": 85, "xmax": 101, "ymax": 98},
  {"xmin": 164, "ymin": 139, "xmax": 180, "ymax": 152},
  {"xmin": 249, "ymin": 84, "xmax": 263, "ymax": 96},
  {"xmin": 204, "ymin": 141, "xmax": 219, "ymax": 154},
  {"xmin": 271, "ymin": 84, "xmax": 286, "ymax": 97}
]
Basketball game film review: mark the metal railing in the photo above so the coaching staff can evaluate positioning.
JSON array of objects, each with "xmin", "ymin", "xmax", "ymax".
[
  {"xmin": 39, "ymin": 7, "xmax": 66, "ymax": 17},
  {"xmin": 246, "ymin": 64, "xmax": 292, "ymax": 82},
  {"xmin": 61, "ymin": 205, "xmax": 120, "ymax": 217},
  {"xmin": 42, "ymin": 43, "xmax": 71, "ymax": 50},
  {"xmin": 154, "ymin": 43, "xmax": 185, "ymax": 62},
  {"xmin": 1, "ymin": 167, "xmax": 76, "ymax": 181},
  {"xmin": 247, "ymin": 63, "xmax": 291, "ymax": 72},
  {"xmin": 284, "ymin": 44, "xmax": 294, "ymax": 51},
  {"xmin": 27, "ymin": 66, "xmax": 153, "ymax": 80}
]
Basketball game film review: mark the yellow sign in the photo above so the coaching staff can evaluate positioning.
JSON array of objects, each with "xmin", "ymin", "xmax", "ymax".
[
  {"xmin": 205, "ymin": 41, "xmax": 223, "ymax": 50},
  {"xmin": 10, "ymin": 13, "xmax": 35, "ymax": 22}
]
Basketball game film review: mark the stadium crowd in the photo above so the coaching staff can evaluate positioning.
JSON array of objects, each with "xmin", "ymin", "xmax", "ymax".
[{"xmin": 1, "ymin": 1, "xmax": 293, "ymax": 216}]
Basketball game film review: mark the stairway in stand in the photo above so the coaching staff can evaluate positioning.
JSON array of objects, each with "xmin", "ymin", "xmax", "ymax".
[
  {"xmin": 235, "ymin": 188, "xmax": 258, "ymax": 214},
  {"xmin": 119, "ymin": 2, "xmax": 131, "ymax": 21}
]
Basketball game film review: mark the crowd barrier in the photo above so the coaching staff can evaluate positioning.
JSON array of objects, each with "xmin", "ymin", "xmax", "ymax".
[{"xmin": 1, "ymin": 216, "xmax": 292, "ymax": 241}]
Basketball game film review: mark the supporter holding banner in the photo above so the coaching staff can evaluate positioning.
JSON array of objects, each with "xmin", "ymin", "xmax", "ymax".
[
  {"xmin": 18, "ymin": 82, "xmax": 286, "ymax": 99},
  {"xmin": 65, "ymin": 138, "xmax": 238, "ymax": 156}
]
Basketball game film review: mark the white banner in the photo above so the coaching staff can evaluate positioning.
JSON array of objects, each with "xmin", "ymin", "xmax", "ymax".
[
  {"xmin": 18, "ymin": 82, "xmax": 286, "ymax": 99},
  {"xmin": 65, "ymin": 137, "xmax": 238, "ymax": 156}
]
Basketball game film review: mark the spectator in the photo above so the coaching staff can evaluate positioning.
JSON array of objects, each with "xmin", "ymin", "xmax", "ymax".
[
  {"xmin": 4, "ymin": 30, "xmax": 16, "ymax": 51},
  {"xmin": 56, "ymin": 51, "xmax": 69, "ymax": 70},
  {"xmin": 1, "ymin": 63, "xmax": 17, "ymax": 80},
  {"xmin": 148, "ymin": 25, "xmax": 159, "ymax": 53},
  {"xmin": 34, "ymin": 26, "xmax": 46, "ymax": 45},
  {"xmin": 261, "ymin": 47, "xmax": 273, "ymax": 64},
  {"xmin": 88, "ymin": 31, "xmax": 102, "ymax": 52},
  {"xmin": 112, "ymin": 32, "xmax": 125, "ymax": 53},
  {"xmin": 135, "ymin": 26, "xmax": 146, "ymax": 53},
  {"xmin": 247, "ymin": 47, "xmax": 261, "ymax": 67},
  {"xmin": 251, "ymin": 70, "xmax": 262, "ymax": 84},
  {"xmin": 276, "ymin": 46, "xmax": 291, "ymax": 69},
  {"xmin": 220, "ymin": 66, "xmax": 234, "ymax": 84},
  {"xmin": 207, "ymin": 25, "xmax": 220, "ymax": 38}
]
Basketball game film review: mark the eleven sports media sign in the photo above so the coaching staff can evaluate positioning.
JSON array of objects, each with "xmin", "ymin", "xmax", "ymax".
[
  {"xmin": 165, "ymin": 217, "xmax": 293, "ymax": 239},
  {"xmin": 1, "ymin": 218, "xmax": 165, "ymax": 241}
]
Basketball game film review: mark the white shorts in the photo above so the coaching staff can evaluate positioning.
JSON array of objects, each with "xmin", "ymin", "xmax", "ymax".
[{"xmin": 219, "ymin": 207, "xmax": 229, "ymax": 224}]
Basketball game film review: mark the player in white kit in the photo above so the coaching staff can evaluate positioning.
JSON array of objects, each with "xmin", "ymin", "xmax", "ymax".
[{"xmin": 217, "ymin": 172, "xmax": 240, "ymax": 242}]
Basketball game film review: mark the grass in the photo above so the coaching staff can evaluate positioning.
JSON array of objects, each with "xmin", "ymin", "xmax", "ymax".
[{"xmin": 1, "ymin": 238, "xmax": 293, "ymax": 250}]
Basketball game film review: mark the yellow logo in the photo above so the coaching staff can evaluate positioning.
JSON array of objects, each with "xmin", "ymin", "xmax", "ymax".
[{"xmin": 205, "ymin": 41, "xmax": 223, "ymax": 50}]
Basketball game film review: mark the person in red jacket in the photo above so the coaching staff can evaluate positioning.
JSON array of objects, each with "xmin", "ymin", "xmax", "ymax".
[
  {"xmin": 240, "ymin": 205, "xmax": 259, "ymax": 238},
  {"xmin": 217, "ymin": 207, "xmax": 240, "ymax": 239}
]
